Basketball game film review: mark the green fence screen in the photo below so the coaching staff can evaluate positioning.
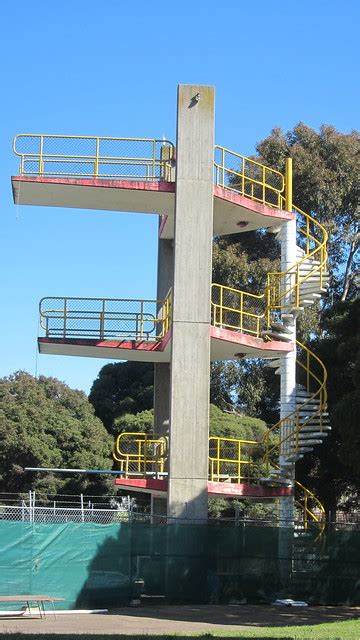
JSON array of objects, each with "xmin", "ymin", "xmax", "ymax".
[{"xmin": 0, "ymin": 521, "xmax": 358, "ymax": 609}]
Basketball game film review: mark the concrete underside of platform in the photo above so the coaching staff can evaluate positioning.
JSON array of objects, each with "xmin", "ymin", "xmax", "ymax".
[
  {"xmin": 114, "ymin": 477, "xmax": 292, "ymax": 498},
  {"xmin": 12, "ymin": 177, "xmax": 294, "ymax": 239},
  {"xmin": 38, "ymin": 328, "xmax": 292, "ymax": 362}
]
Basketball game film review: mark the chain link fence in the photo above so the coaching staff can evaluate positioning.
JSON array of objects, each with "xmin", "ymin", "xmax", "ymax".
[
  {"xmin": 0, "ymin": 492, "xmax": 142, "ymax": 524},
  {"xmin": 39, "ymin": 296, "xmax": 167, "ymax": 341},
  {"xmin": 13, "ymin": 134, "xmax": 175, "ymax": 181},
  {"xmin": 211, "ymin": 284, "xmax": 266, "ymax": 336}
]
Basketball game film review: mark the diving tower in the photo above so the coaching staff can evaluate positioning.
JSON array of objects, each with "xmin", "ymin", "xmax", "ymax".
[{"xmin": 12, "ymin": 85, "xmax": 329, "ymax": 526}]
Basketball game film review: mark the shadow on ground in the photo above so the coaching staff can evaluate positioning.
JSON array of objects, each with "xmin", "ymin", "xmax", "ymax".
[{"xmin": 110, "ymin": 603, "xmax": 359, "ymax": 627}]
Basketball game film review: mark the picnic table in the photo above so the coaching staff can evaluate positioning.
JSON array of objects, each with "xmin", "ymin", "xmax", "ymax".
[{"xmin": 0, "ymin": 595, "xmax": 64, "ymax": 619}]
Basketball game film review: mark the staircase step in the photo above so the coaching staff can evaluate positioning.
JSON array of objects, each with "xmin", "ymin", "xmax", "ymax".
[
  {"xmin": 271, "ymin": 324, "xmax": 293, "ymax": 334},
  {"xmin": 298, "ymin": 411, "xmax": 329, "ymax": 417},
  {"xmin": 261, "ymin": 330, "xmax": 293, "ymax": 343},
  {"xmin": 300, "ymin": 425, "xmax": 331, "ymax": 432},
  {"xmin": 267, "ymin": 359, "xmax": 282, "ymax": 368},
  {"xmin": 291, "ymin": 439, "xmax": 324, "ymax": 446},
  {"xmin": 300, "ymin": 283, "xmax": 327, "ymax": 302},
  {"xmin": 299, "ymin": 300, "xmax": 316, "ymax": 307}
]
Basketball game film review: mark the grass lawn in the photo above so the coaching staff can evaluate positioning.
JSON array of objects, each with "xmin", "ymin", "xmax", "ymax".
[{"xmin": 0, "ymin": 619, "xmax": 359, "ymax": 639}]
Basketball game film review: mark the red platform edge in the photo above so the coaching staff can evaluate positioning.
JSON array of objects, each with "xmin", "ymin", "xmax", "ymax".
[{"xmin": 114, "ymin": 477, "xmax": 292, "ymax": 498}]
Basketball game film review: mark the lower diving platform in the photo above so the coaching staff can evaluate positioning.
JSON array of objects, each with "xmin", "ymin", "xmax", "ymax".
[{"xmin": 114, "ymin": 476, "xmax": 292, "ymax": 499}]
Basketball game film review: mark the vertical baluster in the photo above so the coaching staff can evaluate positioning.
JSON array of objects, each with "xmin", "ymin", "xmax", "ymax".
[
  {"xmin": 240, "ymin": 291, "xmax": 243, "ymax": 333},
  {"xmin": 94, "ymin": 138, "xmax": 99, "ymax": 177},
  {"xmin": 220, "ymin": 286, "xmax": 223, "ymax": 328},
  {"xmin": 63, "ymin": 298, "xmax": 67, "ymax": 338},
  {"xmin": 39, "ymin": 135, "xmax": 44, "ymax": 176},
  {"xmin": 262, "ymin": 165, "xmax": 265, "ymax": 205}
]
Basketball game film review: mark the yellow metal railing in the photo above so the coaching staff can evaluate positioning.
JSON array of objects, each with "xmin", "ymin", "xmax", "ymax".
[
  {"xmin": 39, "ymin": 293, "xmax": 172, "ymax": 341},
  {"xmin": 113, "ymin": 432, "xmax": 167, "ymax": 477},
  {"xmin": 114, "ymin": 432, "xmax": 257, "ymax": 483},
  {"xmin": 263, "ymin": 341, "xmax": 328, "ymax": 471},
  {"xmin": 113, "ymin": 431, "xmax": 326, "ymax": 529},
  {"xmin": 295, "ymin": 480, "xmax": 326, "ymax": 532},
  {"xmin": 208, "ymin": 437, "xmax": 257, "ymax": 483},
  {"xmin": 211, "ymin": 283, "xmax": 265, "ymax": 337},
  {"xmin": 214, "ymin": 145, "xmax": 286, "ymax": 210},
  {"xmin": 267, "ymin": 206, "xmax": 328, "ymax": 312},
  {"xmin": 13, "ymin": 134, "xmax": 175, "ymax": 181}
]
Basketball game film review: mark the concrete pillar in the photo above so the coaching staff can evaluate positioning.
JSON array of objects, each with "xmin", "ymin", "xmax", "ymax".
[
  {"xmin": 279, "ymin": 217, "xmax": 297, "ymax": 524},
  {"xmin": 153, "ymin": 237, "xmax": 174, "ymax": 437},
  {"xmin": 167, "ymin": 85, "xmax": 215, "ymax": 521}
]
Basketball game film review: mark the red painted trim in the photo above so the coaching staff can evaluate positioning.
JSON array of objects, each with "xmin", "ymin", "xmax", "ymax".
[
  {"xmin": 114, "ymin": 478, "xmax": 168, "ymax": 493},
  {"xmin": 38, "ymin": 330, "xmax": 171, "ymax": 352},
  {"xmin": 210, "ymin": 326, "xmax": 293, "ymax": 352},
  {"xmin": 214, "ymin": 185, "xmax": 294, "ymax": 220},
  {"xmin": 207, "ymin": 482, "xmax": 292, "ymax": 497},
  {"xmin": 12, "ymin": 176, "xmax": 176, "ymax": 193},
  {"xmin": 114, "ymin": 477, "xmax": 292, "ymax": 498}
]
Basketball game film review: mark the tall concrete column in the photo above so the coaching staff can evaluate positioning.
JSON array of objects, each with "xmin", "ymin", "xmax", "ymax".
[
  {"xmin": 279, "ymin": 216, "xmax": 297, "ymax": 524},
  {"xmin": 167, "ymin": 85, "xmax": 215, "ymax": 521},
  {"xmin": 153, "ymin": 237, "xmax": 174, "ymax": 436}
]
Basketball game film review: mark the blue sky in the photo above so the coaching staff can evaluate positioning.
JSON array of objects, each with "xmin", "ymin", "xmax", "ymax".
[{"xmin": 1, "ymin": 0, "xmax": 359, "ymax": 394}]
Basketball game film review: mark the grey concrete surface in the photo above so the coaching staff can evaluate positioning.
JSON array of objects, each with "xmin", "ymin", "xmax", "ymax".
[{"xmin": 167, "ymin": 85, "xmax": 215, "ymax": 521}]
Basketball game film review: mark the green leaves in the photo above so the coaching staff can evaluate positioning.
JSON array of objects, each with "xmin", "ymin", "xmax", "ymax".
[{"xmin": 0, "ymin": 372, "xmax": 113, "ymax": 496}]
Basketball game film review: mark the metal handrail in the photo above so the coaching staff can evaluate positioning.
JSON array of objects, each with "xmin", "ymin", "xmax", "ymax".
[
  {"xmin": 113, "ymin": 432, "xmax": 167, "ymax": 477},
  {"xmin": 39, "ymin": 294, "xmax": 172, "ymax": 341},
  {"xmin": 211, "ymin": 283, "xmax": 265, "ymax": 338},
  {"xmin": 267, "ymin": 206, "xmax": 328, "ymax": 310},
  {"xmin": 263, "ymin": 341, "xmax": 328, "ymax": 468},
  {"xmin": 13, "ymin": 134, "xmax": 175, "ymax": 181},
  {"xmin": 295, "ymin": 480, "xmax": 326, "ymax": 532},
  {"xmin": 209, "ymin": 436, "xmax": 257, "ymax": 483},
  {"xmin": 214, "ymin": 145, "xmax": 285, "ymax": 209}
]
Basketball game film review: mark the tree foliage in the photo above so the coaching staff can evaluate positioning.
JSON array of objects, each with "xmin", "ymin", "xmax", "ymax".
[
  {"xmin": 257, "ymin": 123, "xmax": 359, "ymax": 302},
  {"xmin": 89, "ymin": 362, "xmax": 154, "ymax": 433},
  {"xmin": 211, "ymin": 123, "xmax": 359, "ymax": 422},
  {"xmin": 0, "ymin": 372, "xmax": 113, "ymax": 496},
  {"xmin": 297, "ymin": 299, "xmax": 360, "ymax": 512}
]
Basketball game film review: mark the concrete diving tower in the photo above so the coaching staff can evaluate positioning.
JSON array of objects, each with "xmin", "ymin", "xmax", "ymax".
[{"xmin": 13, "ymin": 84, "xmax": 328, "ymax": 522}]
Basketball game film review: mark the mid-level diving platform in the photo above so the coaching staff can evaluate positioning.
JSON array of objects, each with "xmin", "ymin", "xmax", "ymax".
[
  {"xmin": 12, "ymin": 176, "xmax": 293, "ymax": 238},
  {"xmin": 37, "ymin": 291, "xmax": 293, "ymax": 362}
]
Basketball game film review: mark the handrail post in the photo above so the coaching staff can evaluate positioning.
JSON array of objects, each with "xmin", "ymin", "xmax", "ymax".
[
  {"xmin": 39, "ymin": 135, "xmax": 44, "ymax": 176},
  {"xmin": 63, "ymin": 298, "xmax": 67, "ymax": 338},
  {"xmin": 285, "ymin": 157, "xmax": 293, "ymax": 212},
  {"xmin": 220, "ymin": 286, "xmax": 223, "ymax": 327},
  {"xmin": 94, "ymin": 138, "xmax": 100, "ymax": 177},
  {"xmin": 240, "ymin": 291, "xmax": 243, "ymax": 333},
  {"xmin": 100, "ymin": 299, "xmax": 105, "ymax": 339}
]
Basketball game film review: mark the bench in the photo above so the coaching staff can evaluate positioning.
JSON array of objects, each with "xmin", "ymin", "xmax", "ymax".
[{"xmin": 0, "ymin": 595, "xmax": 64, "ymax": 619}]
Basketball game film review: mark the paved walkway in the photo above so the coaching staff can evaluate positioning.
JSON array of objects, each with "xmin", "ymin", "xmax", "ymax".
[{"xmin": 0, "ymin": 604, "xmax": 358, "ymax": 635}]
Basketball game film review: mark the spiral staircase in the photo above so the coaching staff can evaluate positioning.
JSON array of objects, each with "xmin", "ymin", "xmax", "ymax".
[{"xmin": 211, "ymin": 157, "xmax": 329, "ymax": 527}]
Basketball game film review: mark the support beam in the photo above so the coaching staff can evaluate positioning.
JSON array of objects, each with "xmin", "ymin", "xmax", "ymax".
[{"xmin": 167, "ymin": 85, "xmax": 215, "ymax": 521}]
